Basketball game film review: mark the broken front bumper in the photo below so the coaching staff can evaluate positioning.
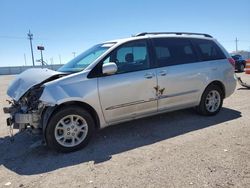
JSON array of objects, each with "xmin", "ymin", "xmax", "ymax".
[{"xmin": 3, "ymin": 107, "xmax": 41, "ymax": 130}]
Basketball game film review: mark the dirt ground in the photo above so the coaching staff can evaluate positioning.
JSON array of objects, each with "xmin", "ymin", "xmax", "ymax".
[{"xmin": 0, "ymin": 73, "xmax": 249, "ymax": 188}]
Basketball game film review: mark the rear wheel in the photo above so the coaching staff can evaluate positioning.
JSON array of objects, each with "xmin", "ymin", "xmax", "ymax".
[
  {"xmin": 45, "ymin": 106, "xmax": 95, "ymax": 152},
  {"xmin": 196, "ymin": 85, "xmax": 223, "ymax": 116}
]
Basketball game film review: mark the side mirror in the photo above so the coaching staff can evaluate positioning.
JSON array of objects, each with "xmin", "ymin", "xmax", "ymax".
[{"xmin": 102, "ymin": 62, "xmax": 117, "ymax": 75}]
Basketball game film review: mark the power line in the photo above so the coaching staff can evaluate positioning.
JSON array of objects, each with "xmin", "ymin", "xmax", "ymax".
[
  {"xmin": 0, "ymin": 36, "xmax": 26, "ymax": 39},
  {"xmin": 239, "ymin": 40, "xmax": 250, "ymax": 43},
  {"xmin": 0, "ymin": 35, "xmax": 47, "ymax": 40},
  {"xmin": 218, "ymin": 39, "xmax": 250, "ymax": 43}
]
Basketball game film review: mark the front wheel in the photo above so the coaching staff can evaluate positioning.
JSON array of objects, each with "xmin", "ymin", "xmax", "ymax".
[
  {"xmin": 45, "ymin": 106, "xmax": 95, "ymax": 152},
  {"xmin": 196, "ymin": 85, "xmax": 223, "ymax": 116}
]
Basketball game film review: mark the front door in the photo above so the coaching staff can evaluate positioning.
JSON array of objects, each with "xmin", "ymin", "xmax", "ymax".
[{"xmin": 98, "ymin": 40, "xmax": 157, "ymax": 123}]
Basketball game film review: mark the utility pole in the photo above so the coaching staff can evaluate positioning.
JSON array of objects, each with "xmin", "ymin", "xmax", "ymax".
[
  {"xmin": 50, "ymin": 58, "xmax": 54, "ymax": 65},
  {"xmin": 27, "ymin": 30, "xmax": 35, "ymax": 66},
  {"xmin": 235, "ymin": 37, "xmax": 238, "ymax": 53},
  {"xmin": 59, "ymin": 54, "xmax": 62, "ymax": 64},
  {"xmin": 24, "ymin": 53, "xmax": 27, "ymax": 66}
]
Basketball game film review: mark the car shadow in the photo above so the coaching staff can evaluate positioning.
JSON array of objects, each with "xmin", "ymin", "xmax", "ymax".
[{"xmin": 0, "ymin": 107, "xmax": 241, "ymax": 175}]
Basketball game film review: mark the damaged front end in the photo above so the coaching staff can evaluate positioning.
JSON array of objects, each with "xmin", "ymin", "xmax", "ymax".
[
  {"xmin": 3, "ymin": 86, "xmax": 45, "ymax": 132},
  {"xmin": 3, "ymin": 68, "xmax": 66, "ymax": 133}
]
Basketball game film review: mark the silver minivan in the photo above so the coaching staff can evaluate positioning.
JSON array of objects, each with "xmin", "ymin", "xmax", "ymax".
[{"xmin": 4, "ymin": 32, "xmax": 236, "ymax": 152}]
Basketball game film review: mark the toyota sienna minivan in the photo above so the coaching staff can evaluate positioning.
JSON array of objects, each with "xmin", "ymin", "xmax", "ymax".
[{"xmin": 4, "ymin": 32, "xmax": 236, "ymax": 152}]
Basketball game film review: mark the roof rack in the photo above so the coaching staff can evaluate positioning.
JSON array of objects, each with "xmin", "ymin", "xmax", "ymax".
[{"xmin": 135, "ymin": 32, "xmax": 213, "ymax": 38}]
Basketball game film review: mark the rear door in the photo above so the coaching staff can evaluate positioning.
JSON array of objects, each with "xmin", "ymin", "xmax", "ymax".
[{"xmin": 152, "ymin": 37, "xmax": 207, "ymax": 111}]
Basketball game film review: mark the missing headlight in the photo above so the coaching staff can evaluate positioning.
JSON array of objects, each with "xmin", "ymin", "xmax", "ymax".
[{"xmin": 21, "ymin": 86, "xmax": 45, "ymax": 111}]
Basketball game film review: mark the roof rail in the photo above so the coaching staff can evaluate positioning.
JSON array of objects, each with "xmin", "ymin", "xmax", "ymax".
[{"xmin": 135, "ymin": 32, "xmax": 213, "ymax": 38}]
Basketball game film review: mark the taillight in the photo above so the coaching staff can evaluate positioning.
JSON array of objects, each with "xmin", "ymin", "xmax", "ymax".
[{"xmin": 228, "ymin": 58, "xmax": 235, "ymax": 68}]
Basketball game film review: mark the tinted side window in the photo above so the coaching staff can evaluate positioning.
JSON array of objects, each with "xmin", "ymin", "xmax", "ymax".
[
  {"xmin": 103, "ymin": 40, "xmax": 150, "ymax": 74},
  {"xmin": 152, "ymin": 38, "xmax": 198, "ymax": 67},
  {"xmin": 192, "ymin": 39, "xmax": 225, "ymax": 61}
]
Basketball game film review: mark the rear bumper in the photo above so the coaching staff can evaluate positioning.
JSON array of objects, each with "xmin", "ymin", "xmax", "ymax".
[{"xmin": 224, "ymin": 74, "xmax": 237, "ymax": 98}]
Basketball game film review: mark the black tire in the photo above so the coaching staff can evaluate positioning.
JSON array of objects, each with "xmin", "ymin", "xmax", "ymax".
[
  {"xmin": 239, "ymin": 63, "xmax": 245, "ymax": 72},
  {"xmin": 45, "ymin": 105, "xmax": 95, "ymax": 152},
  {"xmin": 196, "ymin": 84, "xmax": 223, "ymax": 116}
]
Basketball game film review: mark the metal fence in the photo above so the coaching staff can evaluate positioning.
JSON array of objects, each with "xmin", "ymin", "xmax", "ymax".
[{"xmin": 0, "ymin": 64, "xmax": 63, "ymax": 75}]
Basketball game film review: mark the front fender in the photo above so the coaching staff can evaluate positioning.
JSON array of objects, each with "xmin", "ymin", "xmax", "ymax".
[{"xmin": 39, "ymin": 74, "xmax": 107, "ymax": 129}]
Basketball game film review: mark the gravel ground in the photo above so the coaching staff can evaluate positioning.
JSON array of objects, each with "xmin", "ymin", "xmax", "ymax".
[{"xmin": 0, "ymin": 73, "xmax": 249, "ymax": 188}]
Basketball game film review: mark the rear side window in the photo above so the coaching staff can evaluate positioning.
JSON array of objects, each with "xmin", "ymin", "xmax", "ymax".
[
  {"xmin": 192, "ymin": 39, "xmax": 226, "ymax": 61},
  {"xmin": 152, "ymin": 38, "xmax": 198, "ymax": 67}
]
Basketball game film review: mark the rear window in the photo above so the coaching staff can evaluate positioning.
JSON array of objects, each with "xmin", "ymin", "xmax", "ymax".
[
  {"xmin": 152, "ymin": 38, "xmax": 198, "ymax": 67},
  {"xmin": 192, "ymin": 39, "xmax": 225, "ymax": 61}
]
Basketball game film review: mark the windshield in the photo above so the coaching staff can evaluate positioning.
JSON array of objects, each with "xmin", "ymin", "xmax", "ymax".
[{"xmin": 58, "ymin": 43, "xmax": 115, "ymax": 72}]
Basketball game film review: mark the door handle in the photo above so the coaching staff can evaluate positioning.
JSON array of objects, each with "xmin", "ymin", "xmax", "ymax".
[
  {"xmin": 144, "ymin": 73, "xmax": 154, "ymax": 79},
  {"xmin": 159, "ymin": 70, "xmax": 167, "ymax": 76}
]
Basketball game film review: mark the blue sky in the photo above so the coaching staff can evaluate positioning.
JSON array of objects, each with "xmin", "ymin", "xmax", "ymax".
[{"xmin": 0, "ymin": 0, "xmax": 250, "ymax": 67}]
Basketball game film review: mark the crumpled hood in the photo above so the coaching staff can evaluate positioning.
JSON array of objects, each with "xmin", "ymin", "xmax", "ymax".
[{"xmin": 7, "ymin": 68, "xmax": 62, "ymax": 101}]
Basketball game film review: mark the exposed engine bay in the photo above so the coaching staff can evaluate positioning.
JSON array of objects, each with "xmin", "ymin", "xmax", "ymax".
[
  {"xmin": 4, "ymin": 85, "xmax": 44, "ymax": 130},
  {"xmin": 3, "ymin": 68, "xmax": 67, "ymax": 132}
]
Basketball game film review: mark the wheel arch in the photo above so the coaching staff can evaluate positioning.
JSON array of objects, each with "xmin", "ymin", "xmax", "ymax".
[
  {"xmin": 42, "ymin": 101, "xmax": 100, "ymax": 134},
  {"xmin": 196, "ymin": 80, "xmax": 225, "ymax": 116},
  {"xmin": 205, "ymin": 80, "xmax": 225, "ymax": 99}
]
